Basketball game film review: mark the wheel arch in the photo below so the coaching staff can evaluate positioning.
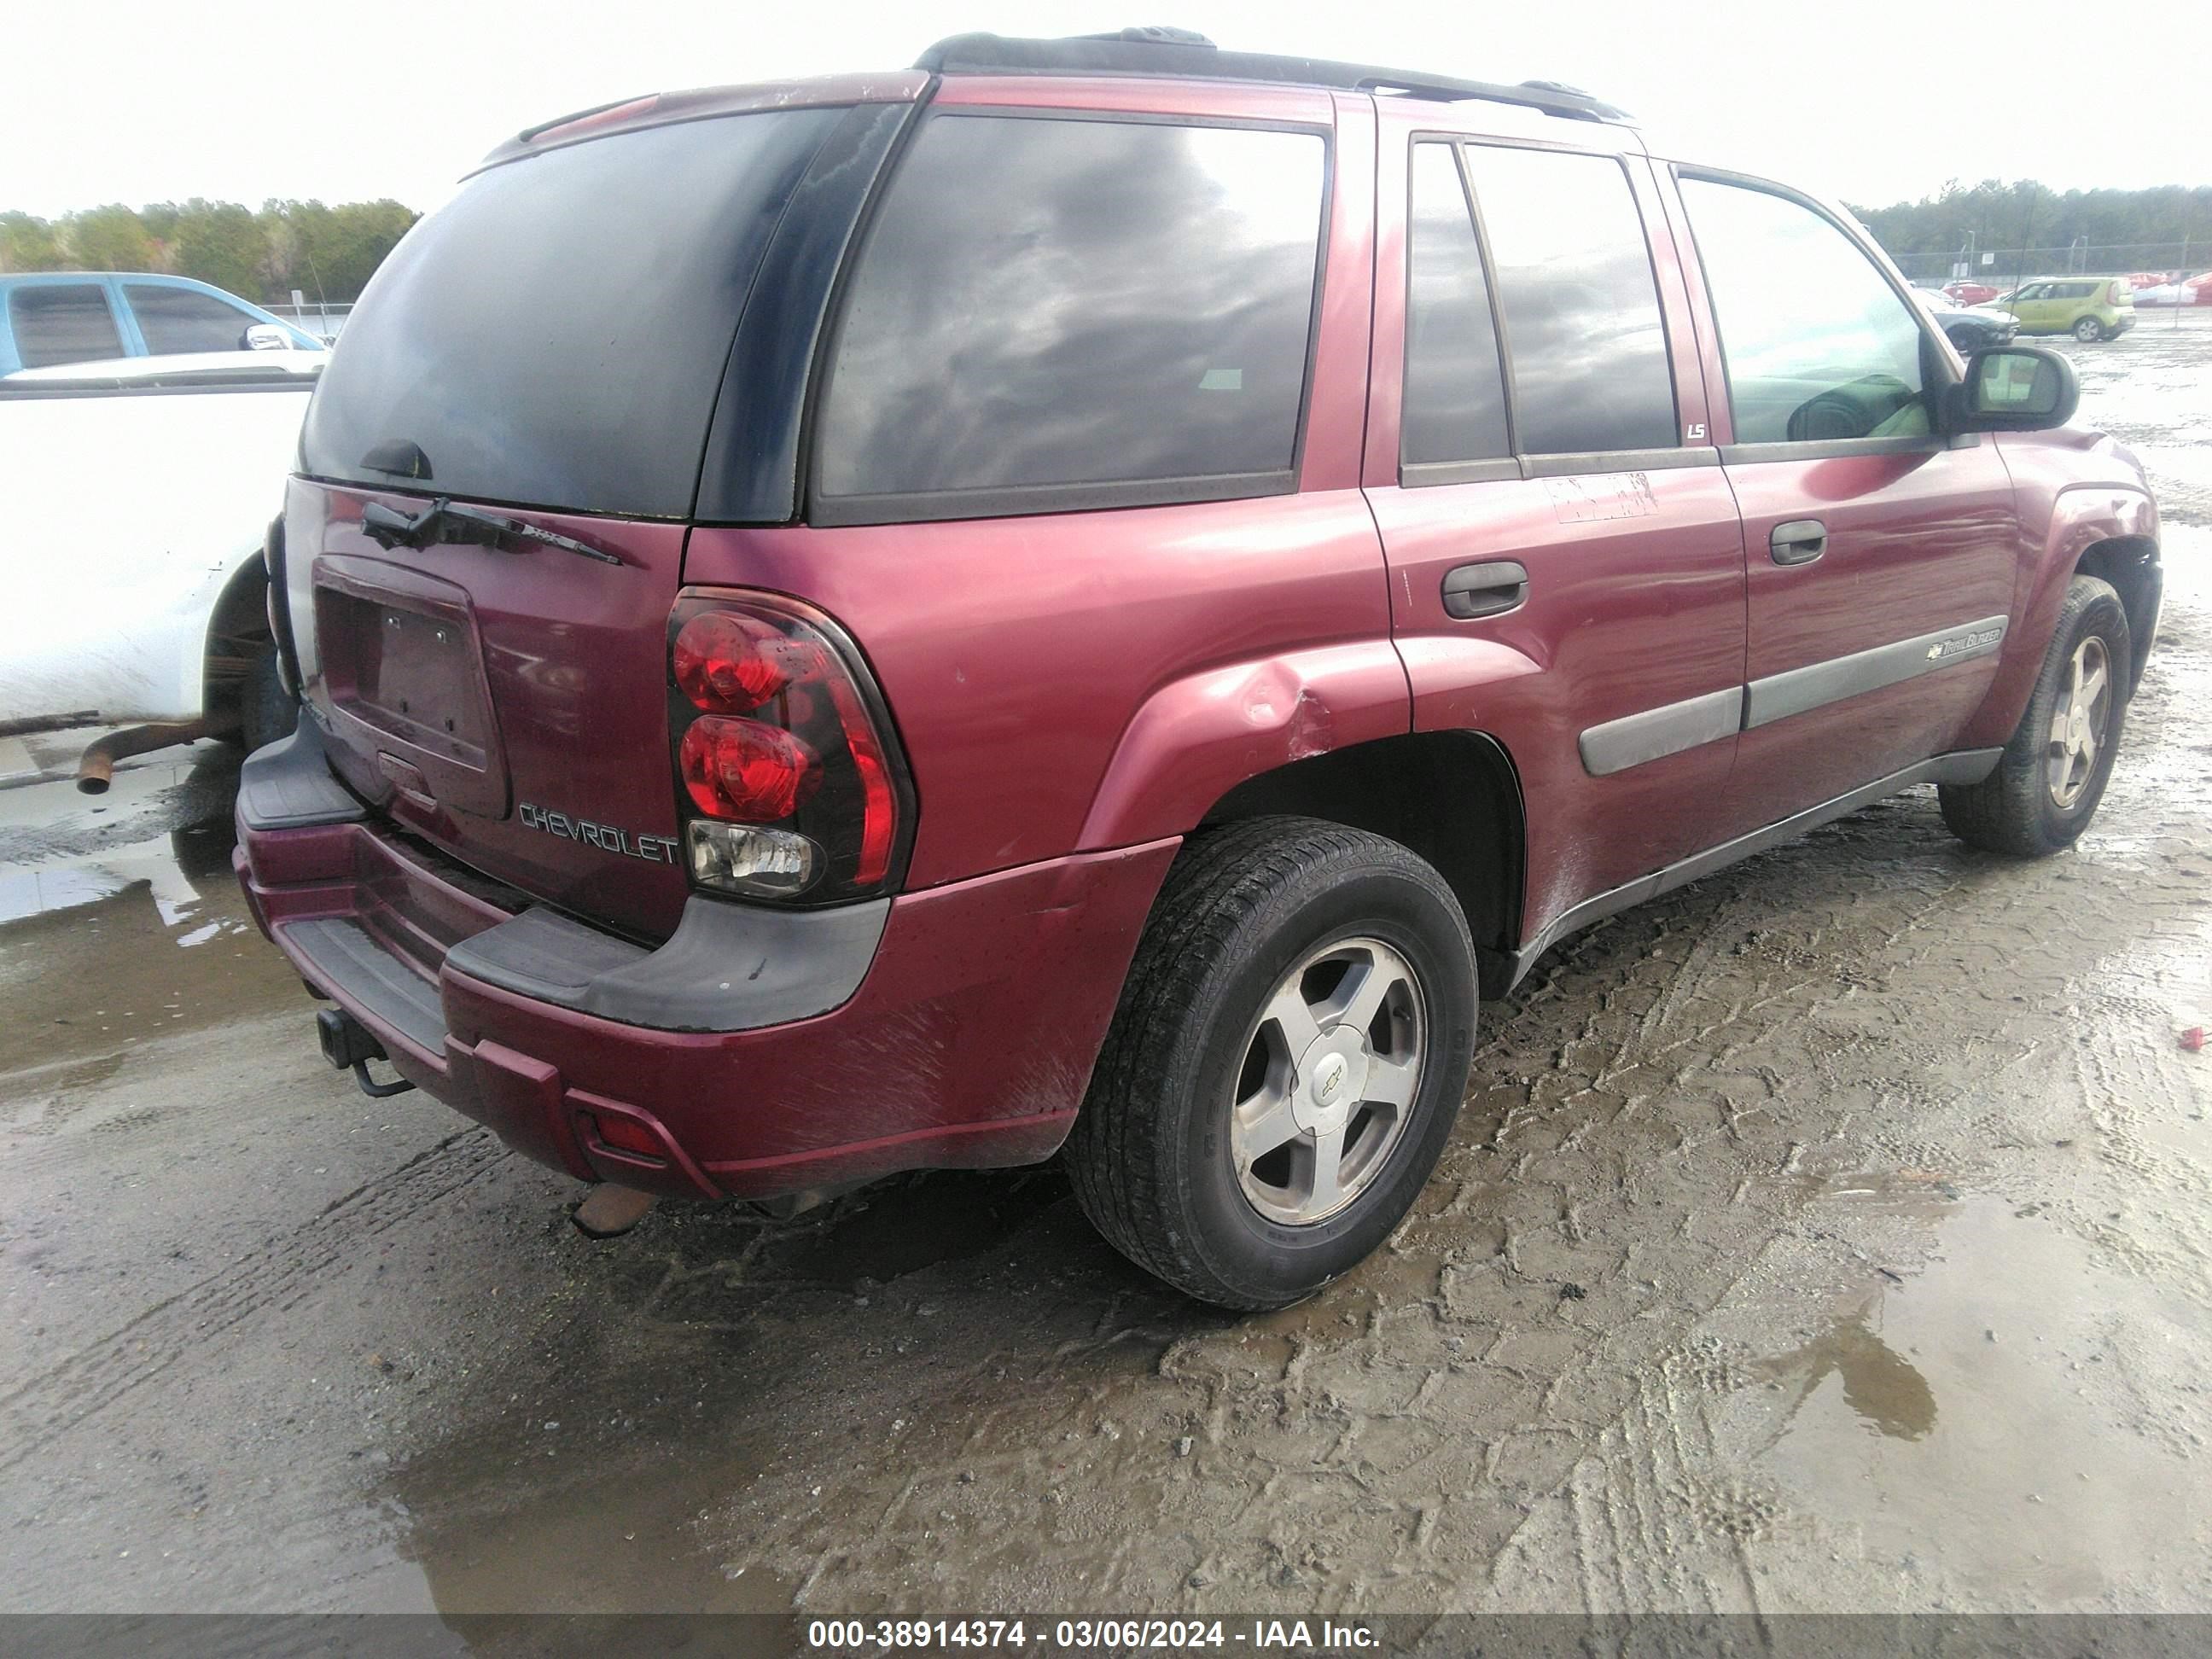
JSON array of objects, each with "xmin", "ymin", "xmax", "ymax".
[
  {"xmin": 1961, "ymin": 484, "xmax": 2158, "ymax": 749},
  {"xmin": 201, "ymin": 550, "xmax": 275, "ymax": 736},
  {"xmin": 2072, "ymin": 534, "xmax": 2161, "ymax": 696},
  {"xmin": 1195, "ymin": 731, "xmax": 1528, "ymax": 998}
]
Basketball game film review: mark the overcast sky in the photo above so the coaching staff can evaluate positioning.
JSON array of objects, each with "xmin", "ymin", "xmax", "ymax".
[{"xmin": 5, "ymin": 0, "xmax": 2204, "ymax": 220}]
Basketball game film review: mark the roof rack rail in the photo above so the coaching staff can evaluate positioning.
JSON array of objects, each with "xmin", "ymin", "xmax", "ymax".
[{"xmin": 912, "ymin": 29, "xmax": 1634, "ymax": 125}]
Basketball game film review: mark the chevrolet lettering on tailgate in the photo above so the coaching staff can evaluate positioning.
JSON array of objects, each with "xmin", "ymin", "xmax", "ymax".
[{"xmin": 517, "ymin": 802, "xmax": 679, "ymax": 864}]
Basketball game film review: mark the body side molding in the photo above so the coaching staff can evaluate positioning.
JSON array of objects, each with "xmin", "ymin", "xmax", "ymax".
[
  {"xmin": 1744, "ymin": 615, "xmax": 2009, "ymax": 730},
  {"xmin": 1579, "ymin": 684, "xmax": 1743, "ymax": 777}
]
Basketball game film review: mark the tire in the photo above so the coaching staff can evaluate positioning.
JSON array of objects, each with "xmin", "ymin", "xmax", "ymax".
[
  {"xmin": 1939, "ymin": 575, "xmax": 2130, "ymax": 857},
  {"xmin": 1064, "ymin": 816, "xmax": 1478, "ymax": 1310},
  {"xmin": 239, "ymin": 643, "xmax": 300, "ymax": 754},
  {"xmin": 2074, "ymin": 315, "xmax": 2104, "ymax": 342}
]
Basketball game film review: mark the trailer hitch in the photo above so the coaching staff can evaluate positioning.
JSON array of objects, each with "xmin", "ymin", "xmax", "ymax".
[{"xmin": 316, "ymin": 1008, "xmax": 416, "ymax": 1098}]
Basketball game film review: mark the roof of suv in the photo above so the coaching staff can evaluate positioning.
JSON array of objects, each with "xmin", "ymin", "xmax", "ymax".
[
  {"xmin": 479, "ymin": 26, "xmax": 1633, "ymax": 172},
  {"xmin": 915, "ymin": 28, "xmax": 1634, "ymax": 123}
]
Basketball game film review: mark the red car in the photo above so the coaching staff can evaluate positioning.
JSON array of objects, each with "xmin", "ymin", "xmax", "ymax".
[
  {"xmin": 236, "ymin": 29, "xmax": 2163, "ymax": 1309},
  {"xmin": 1943, "ymin": 280, "xmax": 2001, "ymax": 305}
]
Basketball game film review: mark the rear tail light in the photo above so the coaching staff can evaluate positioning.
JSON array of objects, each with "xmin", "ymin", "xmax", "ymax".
[
  {"xmin": 667, "ymin": 592, "xmax": 911, "ymax": 903},
  {"xmin": 678, "ymin": 717, "xmax": 820, "ymax": 820},
  {"xmin": 2108, "ymin": 281, "xmax": 2131, "ymax": 306}
]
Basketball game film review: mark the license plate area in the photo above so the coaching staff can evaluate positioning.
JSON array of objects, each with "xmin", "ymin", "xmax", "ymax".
[{"xmin": 315, "ymin": 554, "xmax": 509, "ymax": 818}]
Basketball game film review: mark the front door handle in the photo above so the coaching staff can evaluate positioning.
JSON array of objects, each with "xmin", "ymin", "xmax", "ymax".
[
  {"xmin": 1441, "ymin": 560, "xmax": 1530, "ymax": 620},
  {"xmin": 1770, "ymin": 519, "xmax": 1828, "ymax": 566}
]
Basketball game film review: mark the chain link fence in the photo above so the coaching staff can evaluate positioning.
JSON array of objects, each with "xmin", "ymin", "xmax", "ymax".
[{"xmin": 1884, "ymin": 242, "xmax": 2205, "ymax": 286}]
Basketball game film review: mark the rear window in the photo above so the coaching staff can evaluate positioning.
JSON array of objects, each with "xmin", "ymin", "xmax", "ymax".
[
  {"xmin": 300, "ymin": 108, "xmax": 841, "ymax": 518},
  {"xmin": 9, "ymin": 284, "xmax": 122, "ymax": 370},
  {"xmin": 126, "ymin": 283, "xmax": 263, "ymax": 354},
  {"xmin": 1458, "ymin": 145, "xmax": 1676, "ymax": 456},
  {"xmin": 814, "ymin": 114, "xmax": 1327, "ymax": 522},
  {"xmin": 1402, "ymin": 142, "xmax": 1511, "ymax": 467}
]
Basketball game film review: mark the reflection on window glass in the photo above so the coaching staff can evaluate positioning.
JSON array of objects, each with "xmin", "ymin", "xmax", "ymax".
[
  {"xmin": 819, "ymin": 115, "xmax": 1325, "ymax": 504},
  {"xmin": 1460, "ymin": 146, "xmax": 1676, "ymax": 455},
  {"xmin": 1402, "ymin": 143, "xmax": 1511, "ymax": 466},
  {"xmin": 1679, "ymin": 178, "xmax": 1928, "ymax": 444},
  {"xmin": 302, "ymin": 108, "xmax": 838, "ymax": 518},
  {"xmin": 9, "ymin": 285, "xmax": 122, "ymax": 370},
  {"xmin": 1979, "ymin": 354, "xmax": 2043, "ymax": 409},
  {"xmin": 127, "ymin": 285, "xmax": 259, "ymax": 354}
]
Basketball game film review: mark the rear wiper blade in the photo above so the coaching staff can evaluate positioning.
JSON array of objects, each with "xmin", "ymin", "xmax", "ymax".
[{"xmin": 358, "ymin": 498, "xmax": 624, "ymax": 566}]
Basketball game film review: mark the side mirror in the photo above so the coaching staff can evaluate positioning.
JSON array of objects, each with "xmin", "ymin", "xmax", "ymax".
[
  {"xmin": 243, "ymin": 323, "xmax": 291, "ymax": 352},
  {"xmin": 1947, "ymin": 346, "xmax": 2079, "ymax": 433}
]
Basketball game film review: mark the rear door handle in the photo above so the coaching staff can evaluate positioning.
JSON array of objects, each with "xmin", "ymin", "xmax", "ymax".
[
  {"xmin": 1770, "ymin": 519, "xmax": 1827, "ymax": 566},
  {"xmin": 1441, "ymin": 560, "xmax": 1530, "ymax": 620}
]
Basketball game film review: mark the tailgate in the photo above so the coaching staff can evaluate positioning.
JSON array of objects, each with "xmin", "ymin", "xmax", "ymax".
[
  {"xmin": 288, "ymin": 476, "xmax": 689, "ymax": 940},
  {"xmin": 274, "ymin": 101, "xmax": 893, "ymax": 941}
]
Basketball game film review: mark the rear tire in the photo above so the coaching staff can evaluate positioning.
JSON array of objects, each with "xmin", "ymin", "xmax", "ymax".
[
  {"xmin": 239, "ymin": 644, "xmax": 300, "ymax": 754},
  {"xmin": 2073, "ymin": 315, "xmax": 2104, "ymax": 342},
  {"xmin": 1939, "ymin": 576, "xmax": 2129, "ymax": 856},
  {"xmin": 1064, "ymin": 817, "xmax": 1477, "ymax": 1311}
]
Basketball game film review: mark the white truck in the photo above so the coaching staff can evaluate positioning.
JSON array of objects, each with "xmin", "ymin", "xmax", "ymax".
[{"xmin": 0, "ymin": 352, "xmax": 318, "ymax": 780}]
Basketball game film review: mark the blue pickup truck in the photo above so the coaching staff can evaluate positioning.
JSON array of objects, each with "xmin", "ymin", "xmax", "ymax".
[{"xmin": 0, "ymin": 271, "xmax": 325, "ymax": 376}]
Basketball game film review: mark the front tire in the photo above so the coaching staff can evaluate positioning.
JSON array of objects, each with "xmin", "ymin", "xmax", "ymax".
[
  {"xmin": 1940, "ymin": 576, "xmax": 2130, "ymax": 856},
  {"xmin": 1065, "ymin": 817, "xmax": 1477, "ymax": 1311}
]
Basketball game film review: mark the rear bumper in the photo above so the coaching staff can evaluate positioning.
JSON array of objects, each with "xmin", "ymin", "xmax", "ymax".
[{"xmin": 234, "ymin": 734, "xmax": 1177, "ymax": 1200}]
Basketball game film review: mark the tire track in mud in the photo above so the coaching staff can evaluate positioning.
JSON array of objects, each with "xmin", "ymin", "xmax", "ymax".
[
  {"xmin": 664, "ymin": 736, "xmax": 2212, "ymax": 1617},
  {"xmin": 1454, "ymin": 712, "xmax": 2211, "ymax": 1614},
  {"xmin": 0, "ymin": 1128, "xmax": 512, "ymax": 1477}
]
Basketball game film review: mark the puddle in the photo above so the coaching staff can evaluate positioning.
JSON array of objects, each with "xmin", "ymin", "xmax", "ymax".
[
  {"xmin": 1742, "ymin": 1196, "xmax": 2209, "ymax": 1606},
  {"xmin": 0, "ymin": 863, "xmax": 135, "ymax": 923},
  {"xmin": 371, "ymin": 1169, "xmax": 1109, "ymax": 1618},
  {"xmin": 1758, "ymin": 1312, "xmax": 1937, "ymax": 1441},
  {"xmin": 0, "ymin": 817, "xmax": 308, "ymax": 1086},
  {"xmin": 384, "ymin": 1423, "xmax": 803, "ymax": 1618},
  {"xmin": 0, "ymin": 827, "xmax": 229, "ymax": 928}
]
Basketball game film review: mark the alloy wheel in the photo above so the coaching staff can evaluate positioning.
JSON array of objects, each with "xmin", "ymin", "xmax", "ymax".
[
  {"xmin": 1229, "ymin": 937, "xmax": 1425, "ymax": 1225},
  {"xmin": 2047, "ymin": 635, "xmax": 2112, "ymax": 809}
]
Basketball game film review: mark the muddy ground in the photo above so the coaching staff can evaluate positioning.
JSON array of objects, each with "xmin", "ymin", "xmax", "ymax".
[{"xmin": 3, "ymin": 313, "xmax": 2209, "ymax": 1627}]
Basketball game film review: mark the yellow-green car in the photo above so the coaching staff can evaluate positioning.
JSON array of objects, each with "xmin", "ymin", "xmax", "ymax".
[{"xmin": 1995, "ymin": 277, "xmax": 2137, "ymax": 342}]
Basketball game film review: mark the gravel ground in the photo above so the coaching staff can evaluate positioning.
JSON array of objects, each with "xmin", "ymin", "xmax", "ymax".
[{"xmin": 3, "ymin": 312, "xmax": 2209, "ymax": 1626}]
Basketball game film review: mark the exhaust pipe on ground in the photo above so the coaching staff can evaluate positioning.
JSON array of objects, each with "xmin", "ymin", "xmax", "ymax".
[{"xmin": 74, "ymin": 720, "xmax": 209, "ymax": 794}]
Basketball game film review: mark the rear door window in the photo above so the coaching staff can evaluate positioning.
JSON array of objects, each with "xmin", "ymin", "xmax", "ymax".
[
  {"xmin": 1679, "ymin": 176, "xmax": 1930, "ymax": 445},
  {"xmin": 9, "ymin": 283, "xmax": 123, "ymax": 369},
  {"xmin": 300, "ymin": 108, "xmax": 842, "ymax": 518},
  {"xmin": 126, "ymin": 283, "xmax": 265, "ymax": 354},
  {"xmin": 815, "ymin": 114, "xmax": 1327, "ymax": 522},
  {"xmin": 1401, "ymin": 143, "xmax": 1511, "ymax": 469},
  {"xmin": 1459, "ymin": 144, "xmax": 1677, "ymax": 457}
]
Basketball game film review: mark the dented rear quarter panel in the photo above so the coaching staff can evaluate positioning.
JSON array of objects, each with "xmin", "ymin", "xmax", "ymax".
[{"xmin": 680, "ymin": 489, "xmax": 1403, "ymax": 890}]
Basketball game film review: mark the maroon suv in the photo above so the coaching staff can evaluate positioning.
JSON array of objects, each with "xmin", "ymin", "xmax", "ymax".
[{"xmin": 235, "ymin": 29, "xmax": 2163, "ymax": 1309}]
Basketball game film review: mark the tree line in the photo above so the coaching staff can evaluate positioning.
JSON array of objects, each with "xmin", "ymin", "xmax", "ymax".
[
  {"xmin": 7, "ymin": 177, "xmax": 2207, "ymax": 306},
  {"xmin": 1848, "ymin": 178, "xmax": 2212, "ymax": 263},
  {"xmin": 0, "ymin": 199, "xmax": 420, "ymax": 304}
]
